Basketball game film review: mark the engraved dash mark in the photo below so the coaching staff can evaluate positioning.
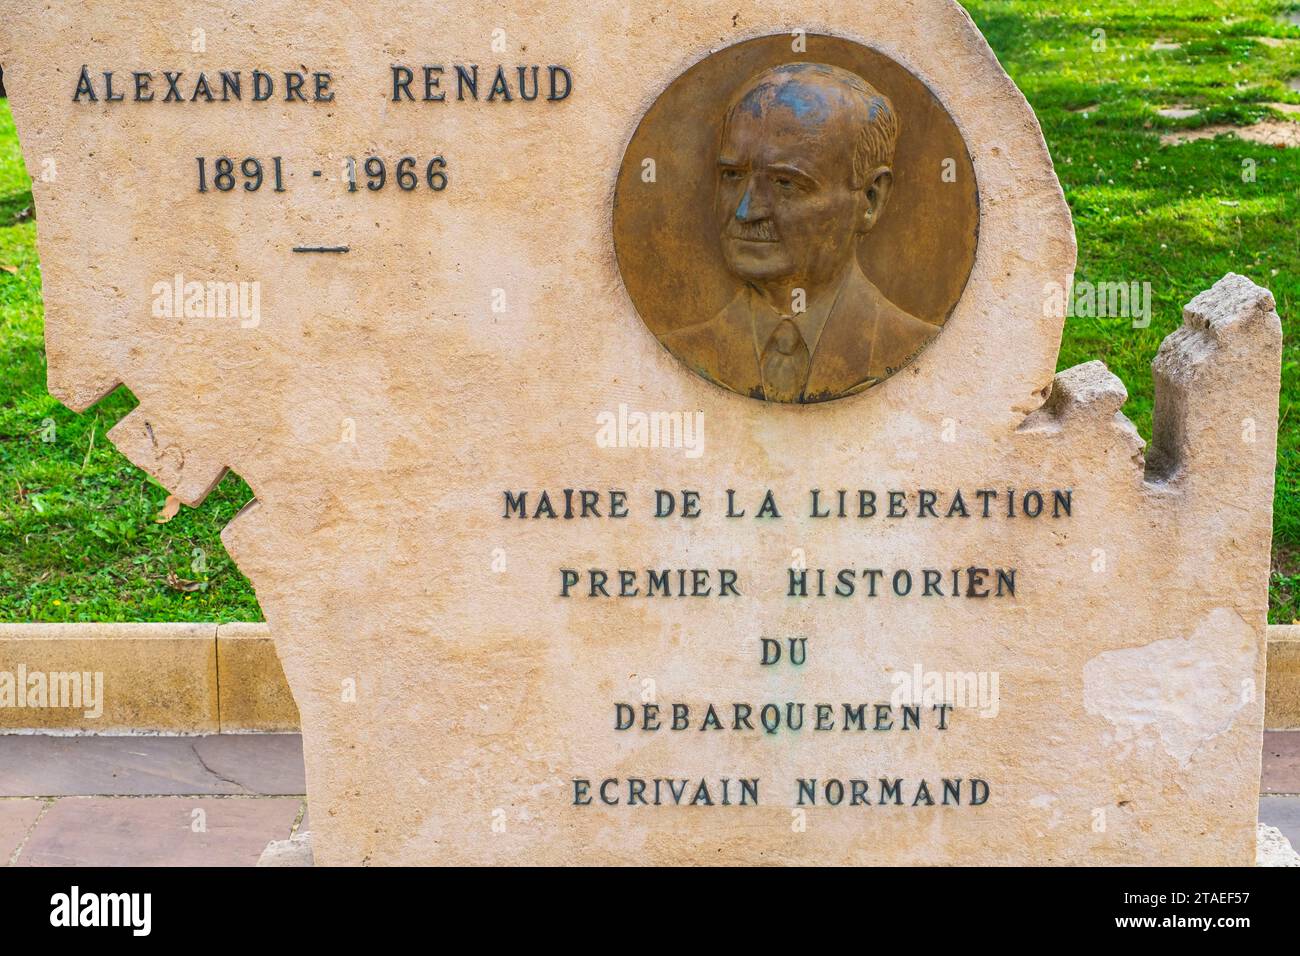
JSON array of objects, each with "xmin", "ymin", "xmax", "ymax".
[{"xmin": 292, "ymin": 245, "xmax": 350, "ymax": 254}]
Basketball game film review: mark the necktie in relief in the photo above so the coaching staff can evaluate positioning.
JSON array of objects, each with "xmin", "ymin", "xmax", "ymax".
[{"xmin": 760, "ymin": 317, "xmax": 811, "ymax": 403}]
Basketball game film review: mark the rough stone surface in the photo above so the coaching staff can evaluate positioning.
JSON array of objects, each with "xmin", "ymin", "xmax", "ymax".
[
  {"xmin": 0, "ymin": 0, "xmax": 1280, "ymax": 865},
  {"xmin": 1256, "ymin": 823, "xmax": 1300, "ymax": 866},
  {"xmin": 1018, "ymin": 360, "xmax": 1136, "ymax": 440},
  {"xmin": 258, "ymin": 830, "xmax": 314, "ymax": 867}
]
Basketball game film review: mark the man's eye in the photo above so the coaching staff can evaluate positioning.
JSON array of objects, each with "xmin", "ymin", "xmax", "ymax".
[
  {"xmin": 774, "ymin": 176, "xmax": 796, "ymax": 190},
  {"xmin": 720, "ymin": 168, "xmax": 743, "ymax": 181}
]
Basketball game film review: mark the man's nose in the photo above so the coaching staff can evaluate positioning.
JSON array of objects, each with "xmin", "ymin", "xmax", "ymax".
[{"xmin": 734, "ymin": 177, "xmax": 771, "ymax": 221}]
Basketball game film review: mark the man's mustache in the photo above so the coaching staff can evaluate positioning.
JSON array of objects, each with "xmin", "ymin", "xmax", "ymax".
[{"xmin": 728, "ymin": 219, "xmax": 779, "ymax": 242}]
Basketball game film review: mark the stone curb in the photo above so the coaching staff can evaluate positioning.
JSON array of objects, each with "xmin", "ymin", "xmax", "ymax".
[
  {"xmin": 0, "ymin": 622, "xmax": 298, "ymax": 733},
  {"xmin": 0, "ymin": 622, "xmax": 1295, "ymax": 733},
  {"xmin": 1269, "ymin": 625, "xmax": 1300, "ymax": 731}
]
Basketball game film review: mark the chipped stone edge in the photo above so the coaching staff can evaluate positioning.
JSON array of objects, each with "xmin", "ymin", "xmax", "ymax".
[
  {"xmin": 1017, "ymin": 273, "xmax": 1283, "ymax": 486},
  {"xmin": 1257, "ymin": 823, "xmax": 1300, "ymax": 866},
  {"xmin": 257, "ymin": 830, "xmax": 314, "ymax": 867},
  {"xmin": 1146, "ymin": 272, "xmax": 1282, "ymax": 485}
]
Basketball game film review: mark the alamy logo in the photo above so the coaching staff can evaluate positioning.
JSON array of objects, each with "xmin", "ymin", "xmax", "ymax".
[
  {"xmin": 0, "ymin": 665, "xmax": 102, "ymax": 719},
  {"xmin": 889, "ymin": 663, "xmax": 1000, "ymax": 718},
  {"xmin": 595, "ymin": 403, "xmax": 705, "ymax": 459},
  {"xmin": 151, "ymin": 272, "xmax": 261, "ymax": 328},
  {"xmin": 50, "ymin": 886, "xmax": 151, "ymax": 936},
  {"xmin": 1042, "ymin": 279, "xmax": 1153, "ymax": 328}
]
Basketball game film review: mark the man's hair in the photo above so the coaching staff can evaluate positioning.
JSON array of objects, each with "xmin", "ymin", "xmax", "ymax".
[{"xmin": 724, "ymin": 62, "xmax": 901, "ymax": 189}]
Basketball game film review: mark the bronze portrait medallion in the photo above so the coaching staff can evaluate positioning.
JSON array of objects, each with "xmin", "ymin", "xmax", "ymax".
[{"xmin": 614, "ymin": 34, "xmax": 979, "ymax": 404}]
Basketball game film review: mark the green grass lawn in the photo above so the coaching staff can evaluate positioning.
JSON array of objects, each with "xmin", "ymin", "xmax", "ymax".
[
  {"xmin": 1, "ymin": 0, "xmax": 1299, "ymax": 622},
  {"xmin": 0, "ymin": 105, "xmax": 260, "ymax": 622},
  {"xmin": 965, "ymin": 0, "xmax": 1300, "ymax": 621}
]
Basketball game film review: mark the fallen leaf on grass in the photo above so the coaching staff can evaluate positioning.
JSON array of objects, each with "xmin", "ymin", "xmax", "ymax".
[
  {"xmin": 155, "ymin": 494, "xmax": 180, "ymax": 523},
  {"xmin": 0, "ymin": 264, "xmax": 17, "ymax": 274},
  {"xmin": 165, "ymin": 571, "xmax": 206, "ymax": 593}
]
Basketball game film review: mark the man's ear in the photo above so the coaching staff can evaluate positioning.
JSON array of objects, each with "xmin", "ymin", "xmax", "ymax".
[{"xmin": 859, "ymin": 166, "xmax": 894, "ymax": 234}]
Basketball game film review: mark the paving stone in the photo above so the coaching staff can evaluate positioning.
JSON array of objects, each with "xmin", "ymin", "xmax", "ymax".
[
  {"xmin": 1262, "ymin": 731, "xmax": 1300, "ymax": 794},
  {"xmin": 191, "ymin": 734, "xmax": 305, "ymax": 795},
  {"xmin": 1259, "ymin": 796, "xmax": 1300, "ymax": 852},
  {"xmin": 0, "ymin": 799, "xmax": 46, "ymax": 863},
  {"xmin": 18, "ymin": 796, "xmax": 302, "ymax": 866},
  {"xmin": 0, "ymin": 734, "xmax": 304, "ymax": 797}
]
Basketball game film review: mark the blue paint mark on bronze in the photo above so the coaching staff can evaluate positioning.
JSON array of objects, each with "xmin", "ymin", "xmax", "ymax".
[
  {"xmin": 735, "ymin": 187, "xmax": 751, "ymax": 220},
  {"xmin": 773, "ymin": 82, "xmax": 830, "ymax": 121},
  {"xmin": 738, "ymin": 83, "xmax": 774, "ymax": 118},
  {"xmin": 731, "ymin": 63, "xmax": 838, "ymax": 123}
]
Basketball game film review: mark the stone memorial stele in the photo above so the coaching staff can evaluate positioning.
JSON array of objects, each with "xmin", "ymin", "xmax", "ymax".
[{"xmin": 0, "ymin": 0, "xmax": 1281, "ymax": 865}]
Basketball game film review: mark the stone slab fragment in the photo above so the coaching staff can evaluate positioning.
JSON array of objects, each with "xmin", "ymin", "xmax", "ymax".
[
  {"xmin": 257, "ymin": 830, "xmax": 314, "ymax": 867},
  {"xmin": 1257, "ymin": 822, "xmax": 1300, "ymax": 866}
]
